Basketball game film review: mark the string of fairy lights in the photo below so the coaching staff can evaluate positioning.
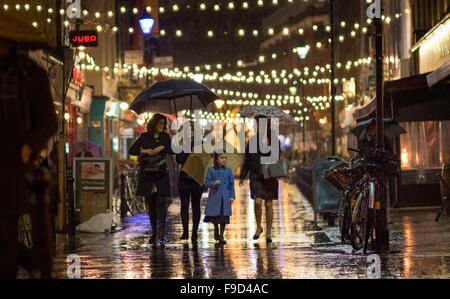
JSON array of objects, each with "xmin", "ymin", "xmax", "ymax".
[
  {"xmin": 77, "ymin": 54, "xmax": 372, "ymax": 88},
  {"xmin": 2, "ymin": 0, "xmax": 408, "ymax": 120},
  {"xmin": 0, "ymin": 1, "xmax": 409, "ymax": 39}
]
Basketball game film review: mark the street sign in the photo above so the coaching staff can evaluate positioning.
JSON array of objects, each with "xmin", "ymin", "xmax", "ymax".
[
  {"xmin": 124, "ymin": 50, "xmax": 144, "ymax": 65},
  {"xmin": 69, "ymin": 30, "xmax": 98, "ymax": 47},
  {"xmin": 153, "ymin": 56, "xmax": 174, "ymax": 68}
]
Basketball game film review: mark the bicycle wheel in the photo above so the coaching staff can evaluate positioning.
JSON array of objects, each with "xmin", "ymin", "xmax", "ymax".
[
  {"xmin": 363, "ymin": 205, "xmax": 373, "ymax": 254},
  {"xmin": 338, "ymin": 192, "xmax": 350, "ymax": 243},
  {"xmin": 351, "ymin": 191, "xmax": 367, "ymax": 250},
  {"xmin": 134, "ymin": 197, "xmax": 146, "ymax": 214}
]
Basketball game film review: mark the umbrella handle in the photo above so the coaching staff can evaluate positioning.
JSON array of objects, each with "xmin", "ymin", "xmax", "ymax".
[{"xmin": 173, "ymin": 97, "xmax": 178, "ymax": 116}]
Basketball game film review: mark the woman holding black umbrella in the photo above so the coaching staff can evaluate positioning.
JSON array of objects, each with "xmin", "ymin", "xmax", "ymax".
[{"xmin": 129, "ymin": 113, "xmax": 174, "ymax": 244}]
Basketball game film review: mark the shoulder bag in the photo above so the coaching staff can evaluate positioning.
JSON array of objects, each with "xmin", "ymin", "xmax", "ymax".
[{"xmin": 260, "ymin": 160, "xmax": 288, "ymax": 180}]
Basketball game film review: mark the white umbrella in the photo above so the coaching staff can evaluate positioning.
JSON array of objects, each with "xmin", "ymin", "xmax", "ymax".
[{"xmin": 239, "ymin": 106, "xmax": 298, "ymax": 126}]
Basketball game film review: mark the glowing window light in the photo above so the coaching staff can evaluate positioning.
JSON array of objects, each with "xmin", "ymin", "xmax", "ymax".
[{"xmin": 401, "ymin": 148, "xmax": 409, "ymax": 166}]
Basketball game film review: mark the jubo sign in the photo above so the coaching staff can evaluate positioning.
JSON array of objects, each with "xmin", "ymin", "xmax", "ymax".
[{"xmin": 70, "ymin": 30, "xmax": 99, "ymax": 47}]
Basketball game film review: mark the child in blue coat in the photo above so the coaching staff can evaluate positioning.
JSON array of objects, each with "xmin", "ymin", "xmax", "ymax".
[{"xmin": 204, "ymin": 153, "xmax": 236, "ymax": 245}]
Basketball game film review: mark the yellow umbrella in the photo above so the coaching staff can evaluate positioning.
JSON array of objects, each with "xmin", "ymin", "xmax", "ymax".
[{"xmin": 182, "ymin": 142, "xmax": 244, "ymax": 186}]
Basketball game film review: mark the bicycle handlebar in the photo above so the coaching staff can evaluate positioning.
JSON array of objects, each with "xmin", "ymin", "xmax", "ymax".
[{"xmin": 347, "ymin": 147, "xmax": 399, "ymax": 162}]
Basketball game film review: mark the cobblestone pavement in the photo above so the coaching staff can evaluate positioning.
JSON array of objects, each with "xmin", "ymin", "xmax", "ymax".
[{"xmin": 45, "ymin": 181, "xmax": 450, "ymax": 279}]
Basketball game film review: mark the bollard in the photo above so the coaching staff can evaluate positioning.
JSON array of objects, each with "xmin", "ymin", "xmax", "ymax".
[
  {"xmin": 67, "ymin": 176, "xmax": 76, "ymax": 236},
  {"xmin": 120, "ymin": 173, "xmax": 127, "ymax": 219}
]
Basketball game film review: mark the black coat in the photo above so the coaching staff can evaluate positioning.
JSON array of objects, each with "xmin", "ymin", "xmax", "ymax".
[
  {"xmin": 239, "ymin": 135, "xmax": 281, "ymax": 200},
  {"xmin": 129, "ymin": 132, "xmax": 174, "ymax": 197},
  {"xmin": 0, "ymin": 54, "xmax": 58, "ymax": 216},
  {"xmin": 239, "ymin": 135, "xmax": 281, "ymax": 180}
]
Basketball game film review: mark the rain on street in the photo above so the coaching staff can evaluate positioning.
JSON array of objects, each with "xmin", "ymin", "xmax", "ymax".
[{"xmin": 46, "ymin": 181, "xmax": 450, "ymax": 279}]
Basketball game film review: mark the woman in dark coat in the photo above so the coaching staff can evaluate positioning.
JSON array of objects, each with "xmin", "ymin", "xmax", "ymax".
[
  {"xmin": 129, "ymin": 113, "xmax": 174, "ymax": 244},
  {"xmin": 176, "ymin": 122, "xmax": 204, "ymax": 243},
  {"xmin": 239, "ymin": 116, "xmax": 280, "ymax": 244}
]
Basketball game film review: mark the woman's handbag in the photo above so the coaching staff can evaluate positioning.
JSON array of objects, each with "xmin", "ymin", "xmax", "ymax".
[
  {"xmin": 139, "ymin": 155, "xmax": 168, "ymax": 176},
  {"xmin": 260, "ymin": 160, "xmax": 288, "ymax": 180}
]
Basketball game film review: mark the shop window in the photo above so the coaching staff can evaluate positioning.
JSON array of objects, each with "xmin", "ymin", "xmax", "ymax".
[{"xmin": 400, "ymin": 121, "xmax": 450, "ymax": 169}]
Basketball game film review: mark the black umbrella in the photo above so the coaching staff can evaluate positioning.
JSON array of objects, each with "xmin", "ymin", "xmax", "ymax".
[
  {"xmin": 350, "ymin": 118, "xmax": 406, "ymax": 140},
  {"xmin": 130, "ymin": 79, "xmax": 220, "ymax": 115}
]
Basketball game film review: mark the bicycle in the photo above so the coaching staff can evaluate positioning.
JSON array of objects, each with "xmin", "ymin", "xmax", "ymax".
[
  {"xmin": 347, "ymin": 147, "xmax": 399, "ymax": 253},
  {"xmin": 116, "ymin": 163, "xmax": 146, "ymax": 217},
  {"xmin": 325, "ymin": 147, "xmax": 399, "ymax": 253}
]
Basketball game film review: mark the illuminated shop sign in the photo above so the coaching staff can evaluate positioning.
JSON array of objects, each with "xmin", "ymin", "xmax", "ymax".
[
  {"xmin": 69, "ymin": 30, "xmax": 98, "ymax": 47},
  {"xmin": 412, "ymin": 15, "xmax": 450, "ymax": 74}
]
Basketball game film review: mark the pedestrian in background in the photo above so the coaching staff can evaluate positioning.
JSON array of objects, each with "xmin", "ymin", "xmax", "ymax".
[
  {"xmin": 0, "ymin": 38, "xmax": 58, "ymax": 278},
  {"xmin": 204, "ymin": 153, "xmax": 236, "ymax": 246},
  {"xmin": 129, "ymin": 113, "xmax": 174, "ymax": 244},
  {"xmin": 176, "ymin": 121, "xmax": 204, "ymax": 243},
  {"xmin": 239, "ymin": 115, "xmax": 280, "ymax": 244},
  {"xmin": 75, "ymin": 143, "xmax": 93, "ymax": 157}
]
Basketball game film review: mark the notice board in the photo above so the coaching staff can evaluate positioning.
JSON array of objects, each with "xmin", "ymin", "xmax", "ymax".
[{"xmin": 74, "ymin": 158, "xmax": 113, "ymax": 221}]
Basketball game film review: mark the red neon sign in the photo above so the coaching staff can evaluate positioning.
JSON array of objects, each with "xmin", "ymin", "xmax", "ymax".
[{"xmin": 69, "ymin": 30, "xmax": 98, "ymax": 47}]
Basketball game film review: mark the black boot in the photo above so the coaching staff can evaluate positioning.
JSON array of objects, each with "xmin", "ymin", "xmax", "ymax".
[
  {"xmin": 219, "ymin": 223, "xmax": 227, "ymax": 245},
  {"xmin": 180, "ymin": 232, "xmax": 188, "ymax": 240},
  {"xmin": 157, "ymin": 197, "xmax": 168, "ymax": 243},
  {"xmin": 213, "ymin": 223, "xmax": 219, "ymax": 241},
  {"xmin": 191, "ymin": 232, "xmax": 198, "ymax": 243}
]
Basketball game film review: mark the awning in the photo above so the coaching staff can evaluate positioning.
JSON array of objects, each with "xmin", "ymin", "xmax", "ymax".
[
  {"xmin": 426, "ymin": 61, "xmax": 450, "ymax": 87},
  {"xmin": 385, "ymin": 72, "xmax": 450, "ymax": 122},
  {"xmin": 354, "ymin": 96, "xmax": 376, "ymax": 121}
]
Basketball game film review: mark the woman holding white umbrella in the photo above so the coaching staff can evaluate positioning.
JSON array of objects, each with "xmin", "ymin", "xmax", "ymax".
[{"xmin": 238, "ymin": 107, "xmax": 296, "ymax": 244}]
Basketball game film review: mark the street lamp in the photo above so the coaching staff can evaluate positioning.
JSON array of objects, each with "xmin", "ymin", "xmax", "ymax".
[
  {"xmin": 296, "ymin": 45, "xmax": 309, "ymax": 162},
  {"xmin": 139, "ymin": 12, "xmax": 155, "ymax": 87}
]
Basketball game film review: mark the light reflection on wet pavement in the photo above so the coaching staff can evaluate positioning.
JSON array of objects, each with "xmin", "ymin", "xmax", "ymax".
[{"xmin": 51, "ymin": 181, "xmax": 450, "ymax": 279}]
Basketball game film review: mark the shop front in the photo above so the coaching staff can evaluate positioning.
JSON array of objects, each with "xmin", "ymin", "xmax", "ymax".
[
  {"xmin": 66, "ymin": 75, "xmax": 93, "ymax": 166},
  {"xmin": 385, "ymin": 14, "xmax": 450, "ymax": 207}
]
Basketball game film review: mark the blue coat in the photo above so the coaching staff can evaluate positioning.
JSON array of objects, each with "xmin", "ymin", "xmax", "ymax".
[{"xmin": 204, "ymin": 166, "xmax": 236, "ymax": 217}]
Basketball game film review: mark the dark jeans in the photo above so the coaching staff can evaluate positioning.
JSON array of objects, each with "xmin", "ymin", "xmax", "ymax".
[
  {"xmin": 0, "ymin": 216, "xmax": 19, "ymax": 278},
  {"xmin": 179, "ymin": 179, "xmax": 203, "ymax": 236},
  {"xmin": 146, "ymin": 193, "xmax": 169, "ymax": 239}
]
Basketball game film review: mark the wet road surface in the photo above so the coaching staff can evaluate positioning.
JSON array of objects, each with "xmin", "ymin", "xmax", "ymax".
[{"xmin": 48, "ymin": 181, "xmax": 450, "ymax": 279}]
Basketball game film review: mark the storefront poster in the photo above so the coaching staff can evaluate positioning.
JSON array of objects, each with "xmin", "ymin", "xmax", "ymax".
[{"xmin": 74, "ymin": 158, "xmax": 113, "ymax": 210}]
